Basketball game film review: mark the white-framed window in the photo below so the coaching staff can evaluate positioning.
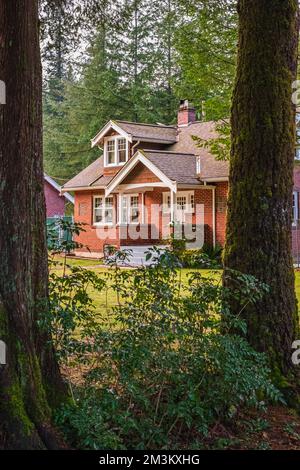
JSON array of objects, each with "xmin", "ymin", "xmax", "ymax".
[
  {"xmin": 120, "ymin": 194, "xmax": 140, "ymax": 224},
  {"xmin": 162, "ymin": 191, "xmax": 195, "ymax": 215},
  {"xmin": 295, "ymin": 147, "xmax": 300, "ymax": 161},
  {"xmin": 104, "ymin": 136, "xmax": 129, "ymax": 167},
  {"xmin": 293, "ymin": 191, "xmax": 298, "ymax": 225},
  {"xmin": 107, "ymin": 140, "xmax": 115, "ymax": 165},
  {"xmin": 162, "ymin": 193, "xmax": 171, "ymax": 213},
  {"xmin": 118, "ymin": 138, "xmax": 127, "ymax": 163},
  {"xmin": 93, "ymin": 195, "xmax": 114, "ymax": 225}
]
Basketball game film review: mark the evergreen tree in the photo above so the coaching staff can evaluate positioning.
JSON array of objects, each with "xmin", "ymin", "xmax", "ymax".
[
  {"xmin": 223, "ymin": 0, "xmax": 300, "ymax": 385},
  {"xmin": 175, "ymin": 0, "xmax": 237, "ymax": 121},
  {"xmin": 0, "ymin": 0, "xmax": 66, "ymax": 449}
]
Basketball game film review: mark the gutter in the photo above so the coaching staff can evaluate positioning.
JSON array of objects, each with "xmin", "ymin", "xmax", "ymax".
[
  {"xmin": 61, "ymin": 185, "xmax": 106, "ymax": 193},
  {"xmin": 202, "ymin": 177, "xmax": 229, "ymax": 183}
]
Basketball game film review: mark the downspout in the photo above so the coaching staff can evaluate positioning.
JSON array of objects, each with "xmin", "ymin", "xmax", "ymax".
[
  {"xmin": 131, "ymin": 140, "xmax": 140, "ymax": 156},
  {"xmin": 212, "ymin": 186, "xmax": 216, "ymax": 248}
]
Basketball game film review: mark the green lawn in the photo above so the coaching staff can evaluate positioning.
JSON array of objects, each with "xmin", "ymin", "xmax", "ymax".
[{"xmin": 54, "ymin": 256, "xmax": 300, "ymax": 317}]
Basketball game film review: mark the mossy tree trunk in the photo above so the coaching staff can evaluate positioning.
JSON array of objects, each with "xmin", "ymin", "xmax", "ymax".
[
  {"xmin": 224, "ymin": 0, "xmax": 300, "ymax": 381},
  {"xmin": 0, "ymin": 0, "xmax": 67, "ymax": 449}
]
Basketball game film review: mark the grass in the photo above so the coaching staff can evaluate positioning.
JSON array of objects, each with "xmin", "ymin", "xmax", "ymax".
[{"xmin": 53, "ymin": 255, "xmax": 300, "ymax": 318}]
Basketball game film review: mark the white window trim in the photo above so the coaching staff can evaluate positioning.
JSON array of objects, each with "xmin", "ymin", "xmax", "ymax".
[
  {"xmin": 293, "ymin": 191, "xmax": 298, "ymax": 226},
  {"xmin": 93, "ymin": 195, "xmax": 114, "ymax": 226},
  {"xmin": 104, "ymin": 136, "xmax": 129, "ymax": 167},
  {"xmin": 119, "ymin": 193, "xmax": 140, "ymax": 225},
  {"xmin": 162, "ymin": 191, "xmax": 195, "ymax": 215}
]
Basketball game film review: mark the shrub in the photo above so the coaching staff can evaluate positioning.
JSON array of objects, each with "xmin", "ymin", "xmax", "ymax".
[
  {"xmin": 168, "ymin": 231, "xmax": 223, "ymax": 269},
  {"xmin": 52, "ymin": 247, "xmax": 282, "ymax": 450}
]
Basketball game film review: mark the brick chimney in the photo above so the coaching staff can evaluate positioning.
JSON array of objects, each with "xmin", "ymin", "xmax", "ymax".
[{"xmin": 177, "ymin": 99, "xmax": 196, "ymax": 127}]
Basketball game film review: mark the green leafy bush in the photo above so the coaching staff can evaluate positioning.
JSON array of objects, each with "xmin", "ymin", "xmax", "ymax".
[
  {"xmin": 51, "ymin": 246, "xmax": 282, "ymax": 450},
  {"xmin": 168, "ymin": 231, "xmax": 223, "ymax": 269}
]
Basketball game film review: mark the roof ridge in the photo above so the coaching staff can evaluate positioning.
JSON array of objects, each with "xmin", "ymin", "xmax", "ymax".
[{"xmin": 116, "ymin": 119, "xmax": 177, "ymax": 129}]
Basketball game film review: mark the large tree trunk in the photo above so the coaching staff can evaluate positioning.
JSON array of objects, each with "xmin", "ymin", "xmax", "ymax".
[
  {"xmin": 224, "ymin": 0, "xmax": 299, "ymax": 382},
  {"xmin": 0, "ymin": 0, "xmax": 67, "ymax": 449}
]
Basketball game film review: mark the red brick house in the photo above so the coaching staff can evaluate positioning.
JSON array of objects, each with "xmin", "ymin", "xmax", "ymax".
[
  {"xmin": 62, "ymin": 101, "xmax": 300, "ymax": 263},
  {"xmin": 62, "ymin": 101, "xmax": 228, "ymax": 262},
  {"xmin": 44, "ymin": 174, "xmax": 74, "ymax": 218}
]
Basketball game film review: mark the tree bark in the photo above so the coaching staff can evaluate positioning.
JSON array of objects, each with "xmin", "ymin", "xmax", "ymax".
[
  {"xmin": 0, "ymin": 0, "xmax": 67, "ymax": 449},
  {"xmin": 224, "ymin": 0, "xmax": 300, "ymax": 384}
]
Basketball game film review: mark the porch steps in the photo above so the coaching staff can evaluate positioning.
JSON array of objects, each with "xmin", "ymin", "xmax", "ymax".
[{"xmin": 120, "ymin": 245, "xmax": 168, "ymax": 266}]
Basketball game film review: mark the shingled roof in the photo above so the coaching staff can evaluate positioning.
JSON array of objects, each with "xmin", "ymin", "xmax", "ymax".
[
  {"xmin": 115, "ymin": 121, "xmax": 178, "ymax": 144},
  {"xmin": 62, "ymin": 157, "xmax": 111, "ymax": 190},
  {"xmin": 168, "ymin": 121, "xmax": 229, "ymax": 181},
  {"xmin": 143, "ymin": 150, "xmax": 200, "ymax": 185},
  {"xmin": 63, "ymin": 119, "xmax": 229, "ymax": 191}
]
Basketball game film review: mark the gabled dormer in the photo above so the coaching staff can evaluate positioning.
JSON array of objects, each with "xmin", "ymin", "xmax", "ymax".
[{"xmin": 91, "ymin": 119, "xmax": 178, "ymax": 176}]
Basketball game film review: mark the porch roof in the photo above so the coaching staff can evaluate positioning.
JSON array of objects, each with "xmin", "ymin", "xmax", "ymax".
[
  {"xmin": 104, "ymin": 150, "xmax": 203, "ymax": 196},
  {"xmin": 143, "ymin": 150, "xmax": 200, "ymax": 185}
]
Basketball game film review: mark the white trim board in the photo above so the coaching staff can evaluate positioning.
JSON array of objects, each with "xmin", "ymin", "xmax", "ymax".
[
  {"xmin": 91, "ymin": 120, "xmax": 132, "ymax": 148},
  {"xmin": 44, "ymin": 174, "xmax": 74, "ymax": 204},
  {"xmin": 105, "ymin": 150, "xmax": 177, "ymax": 197}
]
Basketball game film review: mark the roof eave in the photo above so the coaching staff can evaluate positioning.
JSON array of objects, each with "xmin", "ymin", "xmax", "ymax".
[
  {"xmin": 61, "ymin": 185, "xmax": 106, "ymax": 192},
  {"xmin": 200, "ymin": 176, "xmax": 229, "ymax": 183},
  {"xmin": 91, "ymin": 120, "xmax": 133, "ymax": 148}
]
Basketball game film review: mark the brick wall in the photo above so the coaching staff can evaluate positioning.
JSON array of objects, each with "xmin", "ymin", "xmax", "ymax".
[
  {"xmin": 215, "ymin": 182, "xmax": 228, "ymax": 246},
  {"xmin": 44, "ymin": 180, "xmax": 65, "ymax": 218},
  {"xmin": 73, "ymin": 187, "xmax": 222, "ymax": 256},
  {"xmin": 74, "ymin": 191, "xmax": 120, "ymax": 254}
]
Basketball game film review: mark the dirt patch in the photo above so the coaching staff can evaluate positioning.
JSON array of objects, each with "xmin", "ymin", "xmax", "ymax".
[{"xmin": 203, "ymin": 406, "xmax": 300, "ymax": 450}]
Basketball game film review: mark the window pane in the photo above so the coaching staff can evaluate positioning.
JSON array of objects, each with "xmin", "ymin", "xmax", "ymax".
[
  {"xmin": 293, "ymin": 193, "xmax": 297, "ymax": 221},
  {"xmin": 118, "ymin": 139, "xmax": 127, "ymax": 163},
  {"xmin": 104, "ymin": 197, "xmax": 113, "ymax": 223},
  {"xmin": 162, "ymin": 193, "xmax": 171, "ymax": 213},
  {"xmin": 107, "ymin": 140, "xmax": 115, "ymax": 164},
  {"xmin": 94, "ymin": 197, "xmax": 103, "ymax": 208},
  {"xmin": 105, "ymin": 197, "xmax": 113, "ymax": 208},
  {"xmin": 95, "ymin": 209, "xmax": 103, "ymax": 223},
  {"xmin": 131, "ymin": 208, "xmax": 139, "ymax": 223},
  {"xmin": 177, "ymin": 196, "xmax": 186, "ymax": 210},
  {"xmin": 121, "ymin": 196, "xmax": 128, "ymax": 223},
  {"xmin": 105, "ymin": 209, "xmax": 113, "ymax": 224},
  {"xmin": 130, "ymin": 196, "xmax": 139, "ymax": 207},
  {"xmin": 130, "ymin": 196, "xmax": 139, "ymax": 223}
]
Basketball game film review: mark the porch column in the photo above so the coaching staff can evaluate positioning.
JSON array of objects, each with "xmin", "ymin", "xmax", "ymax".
[
  {"xmin": 170, "ymin": 189, "xmax": 175, "ymax": 224},
  {"xmin": 141, "ymin": 192, "xmax": 145, "ymax": 224}
]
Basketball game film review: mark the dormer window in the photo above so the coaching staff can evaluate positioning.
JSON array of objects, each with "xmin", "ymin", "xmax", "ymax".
[
  {"xmin": 118, "ymin": 138, "xmax": 127, "ymax": 163},
  {"xmin": 104, "ymin": 136, "xmax": 129, "ymax": 167},
  {"xmin": 107, "ymin": 140, "xmax": 115, "ymax": 164}
]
